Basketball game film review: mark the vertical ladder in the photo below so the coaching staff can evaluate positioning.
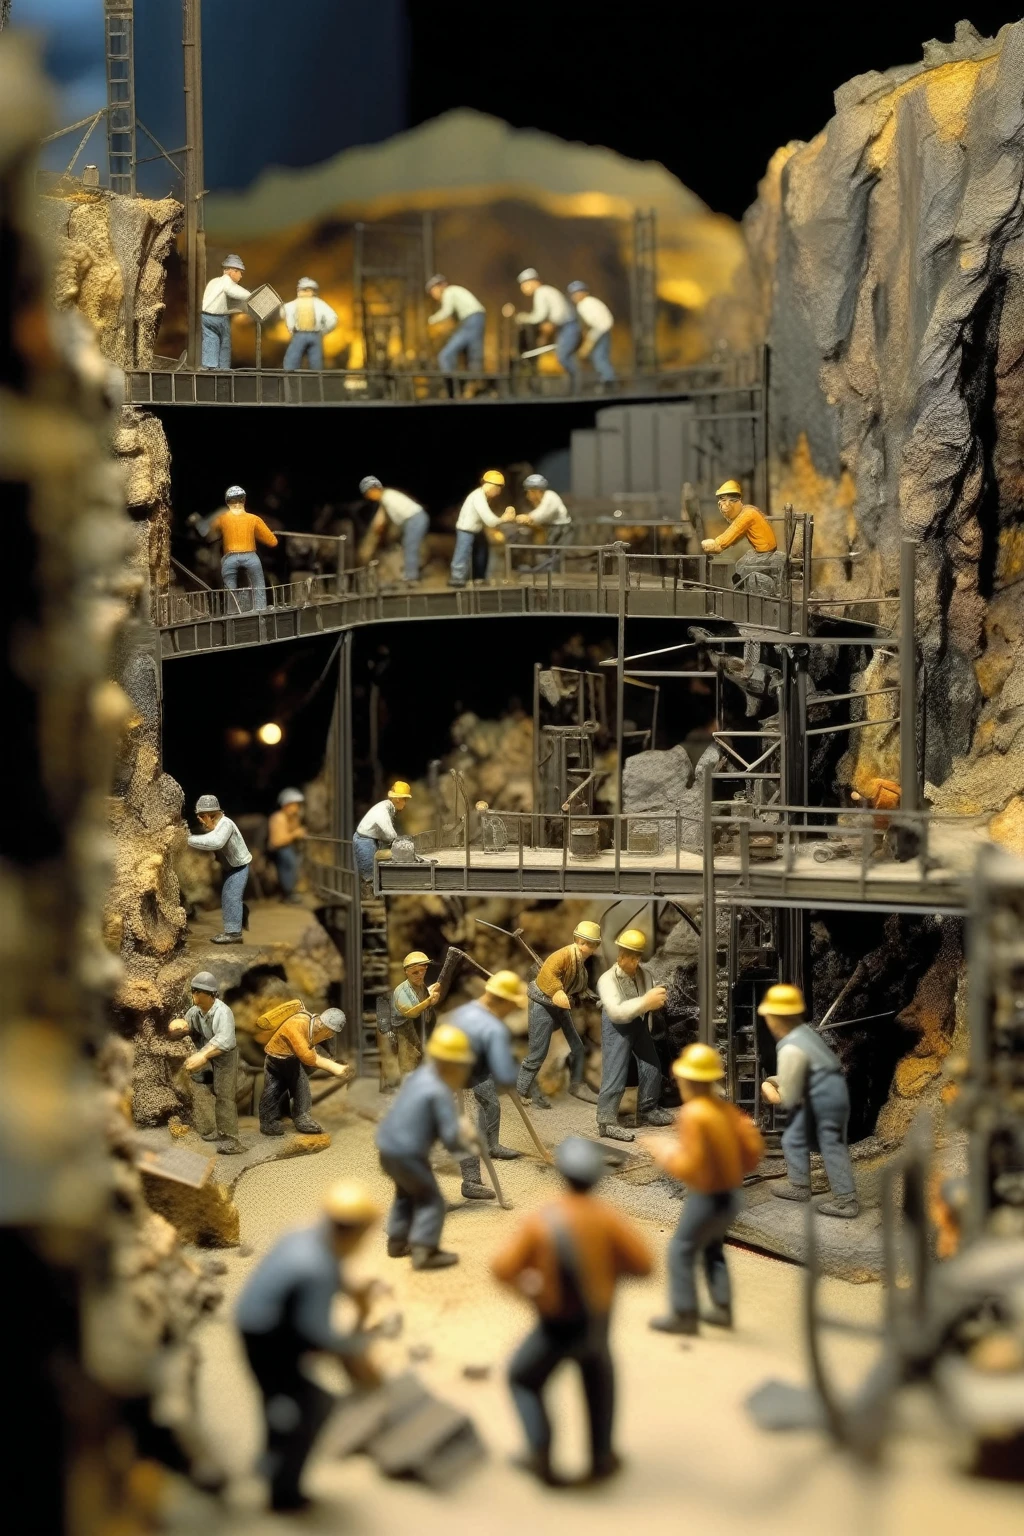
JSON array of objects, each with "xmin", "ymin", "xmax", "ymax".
[
  {"xmin": 353, "ymin": 222, "xmax": 428, "ymax": 371},
  {"xmin": 726, "ymin": 907, "xmax": 784, "ymax": 1147},
  {"xmin": 630, "ymin": 209, "xmax": 658, "ymax": 374},
  {"xmin": 104, "ymin": 0, "xmax": 136, "ymax": 195},
  {"xmin": 359, "ymin": 896, "xmax": 390, "ymax": 1075}
]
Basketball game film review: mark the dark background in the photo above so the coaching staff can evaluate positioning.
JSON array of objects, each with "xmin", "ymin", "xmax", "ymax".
[{"xmin": 32, "ymin": 1, "xmax": 1015, "ymax": 216}]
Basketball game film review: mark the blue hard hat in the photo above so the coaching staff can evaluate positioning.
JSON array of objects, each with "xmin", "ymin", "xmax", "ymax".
[
  {"xmin": 190, "ymin": 971, "xmax": 219, "ymax": 994},
  {"xmin": 319, "ymin": 1008, "xmax": 346, "ymax": 1033},
  {"xmin": 425, "ymin": 273, "xmax": 447, "ymax": 292},
  {"xmin": 222, "ymin": 254, "xmax": 245, "ymax": 270},
  {"xmin": 225, "ymin": 485, "xmax": 245, "ymax": 502},
  {"xmin": 555, "ymin": 1136, "xmax": 606, "ymax": 1189},
  {"xmin": 567, "ymin": 280, "xmax": 589, "ymax": 294},
  {"xmin": 524, "ymin": 474, "xmax": 548, "ymax": 490},
  {"xmin": 359, "ymin": 476, "xmax": 383, "ymax": 495}
]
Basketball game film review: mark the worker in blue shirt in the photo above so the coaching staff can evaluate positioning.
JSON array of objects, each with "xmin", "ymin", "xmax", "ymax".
[
  {"xmin": 448, "ymin": 969, "xmax": 527, "ymax": 1200},
  {"xmin": 236, "ymin": 1182, "xmax": 383, "ymax": 1512},
  {"xmin": 375, "ymin": 1023, "xmax": 478, "ymax": 1270}
]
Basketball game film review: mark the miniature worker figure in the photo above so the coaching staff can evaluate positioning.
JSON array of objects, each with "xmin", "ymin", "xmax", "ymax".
[
  {"xmin": 169, "ymin": 971, "xmax": 244, "ymax": 1154},
  {"xmin": 426, "ymin": 273, "xmax": 486, "ymax": 374},
  {"xmin": 476, "ymin": 800, "xmax": 509, "ymax": 853},
  {"xmin": 567, "ymin": 280, "xmax": 616, "ymax": 385},
  {"xmin": 701, "ymin": 480, "xmax": 783, "ymax": 597},
  {"xmin": 516, "ymin": 268, "xmax": 581, "ymax": 388},
  {"xmin": 641, "ymin": 1044, "xmax": 764, "ymax": 1335},
  {"xmin": 449, "ymin": 469, "xmax": 516, "ymax": 587},
  {"xmin": 187, "ymin": 794, "xmax": 252, "ymax": 944},
  {"xmin": 595, "ymin": 928, "xmax": 673, "ymax": 1141},
  {"xmin": 210, "ymin": 485, "xmax": 279, "ymax": 612},
  {"xmin": 375, "ymin": 1023, "xmax": 481, "ymax": 1269},
  {"xmin": 201, "ymin": 254, "xmax": 251, "ymax": 369},
  {"xmin": 850, "ymin": 776, "xmax": 902, "ymax": 856},
  {"xmin": 493, "ymin": 1136, "xmax": 652, "ymax": 1486},
  {"xmin": 267, "ymin": 787, "xmax": 306, "ymax": 903},
  {"xmin": 759, "ymin": 983, "xmax": 860, "ymax": 1218},
  {"xmin": 281, "ymin": 278, "xmax": 338, "ymax": 371},
  {"xmin": 236, "ymin": 1181, "xmax": 383, "ymax": 1512},
  {"xmin": 517, "ymin": 919, "xmax": 602, "ymax": 1109},
  {"xmin": 260, "ymin": 1005, "xmax": 354, "ymax": 1137},
  {"xmin": 380, "ymin": 950, "xmax": 439, "ymax": 1091},
  {"xmin": 359, "ymin": 476, "xmax": 430, "ymax": 583},
  {"xmin": 352, "ymin": 780, "xmax": 411, "ymax": 886},
  {"xmin": 450, "ymin": 970, "xmax": 528, "ymax": 1199},
  {"xmin": 515, "ymin": 473, "xmax": 572, "ymax": 546}
]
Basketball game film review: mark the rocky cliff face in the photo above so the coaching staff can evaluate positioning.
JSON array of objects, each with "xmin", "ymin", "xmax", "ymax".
[{"xmin": 745, "ymin": 20, "xmax": 1024, "ymax": 845}]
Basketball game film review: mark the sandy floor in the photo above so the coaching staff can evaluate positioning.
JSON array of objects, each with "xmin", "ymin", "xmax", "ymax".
[{"xmin": 175, "ymin": 1082, "xmax": 1022, "ymax": 1536}]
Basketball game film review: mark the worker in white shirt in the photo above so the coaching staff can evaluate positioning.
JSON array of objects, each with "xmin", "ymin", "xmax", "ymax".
[
  {"xmin": 515, "ymin": 268, "xmax": 581, "ymax": 387},
  {"xmin": 426, "ymin": 274, "xmax": 486, "ymax": 374},
  {"xmin": 281, "ymin": 278, "xmax": 338, "ymax": 371},
  {"xmin": 359, "ymin": 477, "xmax": 430, "ymax": 582},
  {"xmin": 353, "ymin": 780, "xmax": 412, "ymax": 885},
  {"xmin": 567, "ymin": 280, "xmax": 616, "ymax": 385},
  {"xmin": 515, "ymin": 473, "xmax": 572, "ymax": 547},
  {"xmin": 201, "ymin": 254, "xmax": 251, "ymax": 370},
  {"xmin": 449, "ymin": 469, "xmax": 516, "ymax": 588}
]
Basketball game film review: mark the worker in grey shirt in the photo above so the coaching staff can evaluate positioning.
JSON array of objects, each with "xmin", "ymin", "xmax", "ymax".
[
  {"xmin": 759, "ymin": 983, "xmax": 859, "ymax": 1217},
  {"xmin": 375, "ymin": 1024, "xmax": 478, "ymax": 1270},
  {"xmin": 359, "ymin": 477, "xmax": 430, "ymax": 582},
  {"xmin": 595, "ymin": 927, "xmax": 673, "ymax": 1141},
  {"xmin": 448, "ymin": 971, "xmax": 526, "ymax": 1200},
  {"xmin": 516, "ymin": 268, "xmax": 581, "ymax": 387},
  {"xmin": 201, "ymin": 254, "xmax": 250, "ymax": 369},
  {"xmin": 426, "ymin": 274, "xmax": 486, "ymax": 374},
  {"xmin": 187, "ymin": 794, "xmax": 252, "ymax": 942},
  {"xmin": 168, "ymin": 971, "xmax": 243, "ymax": 1154}
]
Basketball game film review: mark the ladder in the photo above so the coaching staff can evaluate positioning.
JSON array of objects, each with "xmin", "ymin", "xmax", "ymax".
[
  {"xmin": 630, "ymin": 209, "xmax": 658, "ymax": 374},
  {"xmin": 353, "ymin": 220, "xmax": 429, "ymax": 371},
  {"xmin": 359, "ymin": 896, "xmax": 390, "ymax": 1074},
  {"xmin": 104, "ymin": 0, "xmax": 135, "ymax": 195},
  {"xmin": 725, "ymin": 907, "xmax": 785, "ymax": 1149}
]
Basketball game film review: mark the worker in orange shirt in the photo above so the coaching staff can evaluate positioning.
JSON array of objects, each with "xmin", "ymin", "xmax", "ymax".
[
  {"xmin": 851, "ymin": 776, "xmax": 901, "ymax": 854},
  {"xmin": 210, "ymin": 485, "xmax": 279, "ymax": 611},
  {"xmin": 259, "ymin": 1004, "xmax": 354, "ymax": 1136},
  {"xmin": 640, "ymin": 1042, "xmax": 764, "ymax": 1335},
  {"xmin": 701, "ymin": 479, "xmax": 783, "ymax": 597},
  {"xmin": 492, "ymin": 1136, "xmax": 652, "ymax": 1486}
]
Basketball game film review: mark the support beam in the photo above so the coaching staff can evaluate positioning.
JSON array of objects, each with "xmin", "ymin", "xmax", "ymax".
[
  {"xmin": 699, "ymin": 766, "xmax": 716, "ymax": 1044},
  {"xmin": 900, "ymin": 538, "xmax": 920, "ymax": 812},
  {"xmin": 182, "ymin": 0, "xmax": 206, "ymax": 369},
  {"xmin": 104, "ymin": 0, "xmax": 135, "ymax": 194}
]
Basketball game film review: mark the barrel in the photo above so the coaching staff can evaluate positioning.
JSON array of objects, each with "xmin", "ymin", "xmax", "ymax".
[{"xmin": 569, "ymin": 821, "xmax": 601, "ymax": 860}]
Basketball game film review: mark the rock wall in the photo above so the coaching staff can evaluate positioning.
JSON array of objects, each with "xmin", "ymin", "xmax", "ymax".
[{"xmin": 745, "ymin": 20, "xmax": 1024, "ymax": 841}]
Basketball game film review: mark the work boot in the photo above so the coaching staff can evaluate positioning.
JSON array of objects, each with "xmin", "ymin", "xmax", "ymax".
[
  {"xmin": 491, "ymin": 1145, "xmax": 522, "ymax": 1160},
  {"xmin": 771, "ymin": 1181, "xmax": 811, "ymax": 1202},
  {"xmin": 215, "ymin": 1137, "xmax": 245, "ymax": 1156},
  {"xmin": 641, "ymin": 1108, "xmax": 674, "ymax": 1127},
  {"xmin": 511, "ymin": 1450, "xmax": 565, "ymax": 1487},
  {"xmin": 461, "ymin": 1181, "xmax": 496, "ymax": 1200},
  {"xmin": 586, "ymin": 1451, "xmax": 622, "ymax": 1482},
  {"xmin": 387, "ymin": 1237, "xmax": 411, "ymax": 1258},
  {"xmin": 292, "ymin": 1116, "xmax": 324, "ymax": 1135},
  {"xmin": 259, "ymin": 1122, "xmax": 285, "ymax": 1138},
  {"xmin": 530, "ymin": 1090, "xmax": 552, "ymax": 1109},
  {"xmin": 569, "ymin": 1082, "xmax": 599, "ymax": 1104},
  {"xmin": 212, "ymin": 932, "xmax": 243, "ymax": 945},
  {"xmin": 816, "ymin": 1194, "xmax": 860, "ymax": 1219},
  {"xmin": 649, "ymin": 1311, "xmax": 699, "ymax": 1336},
  {"xmin": 411, "ymin": 1245, "xmax": 459, "ymax": 1270},
  {"xmin": 598, "ymin": 1123, "xmax": 635, "ymax": 1142},
  {"xmin": 700, "ymin": 1302, "xmax": 733, "ymax": 1329},
  {"xmin": 199, "ymin": 1130, "xmax": 220, "ymax": 1142}
]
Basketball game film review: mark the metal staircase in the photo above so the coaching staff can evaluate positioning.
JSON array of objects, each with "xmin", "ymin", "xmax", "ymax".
[{"xmin": 358, "ymin": 896, "xmax": 390, "ymax": 1076}]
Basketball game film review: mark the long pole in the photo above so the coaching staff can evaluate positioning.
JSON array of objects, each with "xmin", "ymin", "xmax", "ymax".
[
  {"xmin": 616, "ymin": 547, "xmax": 626, "ymax": 810},
  {"xmin": 900, "ymin": 538, "xmax": 920, "ymax": 812},
  {"xmin": 182, "ymin": 0, "xmax": 206, "ymax": 368},
  {"xmin": 699, "ymin": 765, "xmax": 716, "ymax": 1044}
]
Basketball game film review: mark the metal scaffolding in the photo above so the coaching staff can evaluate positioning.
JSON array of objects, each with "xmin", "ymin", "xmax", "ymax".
[
  {"xmin": 104, "ymin": 0, "xmax": 136, "ymax": 195},
  {"xmin": 353, "ymin": 219, "xmax": 430, "ymax": 371},
  {"xmin": 630, "ymin": 209, "xmax": 658, "ymax": 373}
]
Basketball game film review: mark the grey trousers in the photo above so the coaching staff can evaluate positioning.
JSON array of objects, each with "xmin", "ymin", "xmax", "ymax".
[
  {"xmin": 189, "ymin": 1047, "xmax": 239, "ymax": 1139},
  {"xmin": 734, "ymin": 549, "xmax": 785, "ymax": 597},
  {"xmin": 667, "ymin": 1189, "xmax": 741, "ymax": 1314},
  {"xmin": 459, "ymin": 1076, "xmax": 502, "ymax": 1185},
  {"xmin": 379, "ymin": 1151, "xmax": 447, "ymax": 1248},
  {"xmin": 781, "ymin": 1070, "xmax": 856, "ymax": 1198},
  {"xmin": 596, "ymin": 1011, "xmax": 662, "ymax": 1126},
  {"xmin": 516, "ymin": 986, "xmax": 586, "ymax": 1096}
]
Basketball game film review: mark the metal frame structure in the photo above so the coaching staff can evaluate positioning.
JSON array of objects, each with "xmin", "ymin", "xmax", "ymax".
[
  {"xmin": 630, "ymin": 209, "xmax": 658, "ymax": 373},
  {"xmin": 353, "ymin": 219, "xmax": 431, "ymax": 371},
  {"xmin": 104, "ymin": 0, "xmax": 136, "ymax": 195}
]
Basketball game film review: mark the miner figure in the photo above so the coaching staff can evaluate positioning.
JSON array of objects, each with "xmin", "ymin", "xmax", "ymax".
[
  {"xmin": 701, "ymin": 479, "xmax": 784, "ymax": 597},
  {"xmin": 595, "ymin": 928, "xmax": 673, "ymax": 1141},
  {"xmin": 517, "ymin": 919, "xmax": 601, "ymax": 1108},
  {"xmin": 169, "ymin": 971, "xmax": 244, "ymax": 1154},
  {"xmin": 379, "ymin": 950, "xmax": 439, "ymax": 1092},
  {"xmin": 449, "ymin": 970, "xmax": 527, "ymax": 1200},
  {"xmin": 259, "ymin": 1005, "xmax": 354, "ymax": 1137}
]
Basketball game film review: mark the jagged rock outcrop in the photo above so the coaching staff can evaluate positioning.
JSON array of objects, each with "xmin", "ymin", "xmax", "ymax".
[
  {"xmin": 743, "ymin": 20, "xmax": 1024, "ymax": 839},
  {"xmin": 622, "ymin": 743, "xmax": 718, "ymax": 850}
]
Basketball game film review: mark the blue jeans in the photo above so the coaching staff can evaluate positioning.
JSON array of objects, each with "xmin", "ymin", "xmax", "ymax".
[
  {"xmin": 380, "ymin": 1152, "xmax": 447, "ymax": 1249},
  {"xmin": 271, "ymin": 843, "xmax": 300, "ymax": 895},
  {"xmin": 450, "ymin": 528, "xmax": 489, "ymax": 585},
  {"xmin": 221, "ymin": 863, "xmax": 249, "ymax": 935},
  {"xmin": 588, "ymin": 330, "xmax": 616, "ymax": 383},
  {"xmin": 222, "ymin": 552, "xmax": 267, "ymax": 612},
  {"xmin": 283, "ymin": 332, "xmax": 324, "ymax": 370},
  {"xmin": 556, "ymin": 319, "xmax": 582, "ymax": 385},
  {"xmin": 667, "ymin": 1189, "xmax": 741, "ymax": 1314},
  {"xmin": 509, "ymin": 1315, "xmax": 613, "ymax": 1464},
  {"xmin": 517, "ymin": 984, "xmax": 586, "ymax": 1096},
  {"xmin": 438, "ymin": 310, "xmax": 485, "ymax": 373},
  {"xmin": 596, "ymin": 1009, "xmax": 662, "ymax": 1126},
  {"xmin": 458, "ymin": 1076, "xmax": 502, "ymax": 1186},
  {"xmin": 352, "ymin": 832, "xmax": 378, "ymax": 881},
  {"xmin": 201, "ymin": 313, "xmax": 232, "ymax": 369},
  {"xmin": 400, "ymin": 509, "xmax": 430, "ymax": 580},
  {"xmin": 781, "ymin": 1070, "xmax": 855, "ymax": 1198}
]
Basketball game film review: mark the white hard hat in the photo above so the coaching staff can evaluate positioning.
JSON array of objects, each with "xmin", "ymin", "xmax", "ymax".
[
  {"xmin": 524, "ymin": 474, "xmax": 548, "ymax": 490},
  {"xmin": 195, "ymin": 794, "xmax": 221, "ymax": 814},
  {"xmin": 222, "ymin": 254, "xmax": 245, "ymax": 270},
  {"xmin": 517, "ymin": 268, "xmax": 539, "ymax": 283},
  {"xmin": 225, "ymin": 485, "xmax": 245, "ymax": 502},
  {"xmin": 277, "ymin": 787, "xmax": 304, "ymax": 807},
  {"xmin": 359, "ymin": 476, "xmax": 383, "ymax": 495},
  {"xmin": 296, "ymin": 276, "xmax": 319, "ymax": 291}
]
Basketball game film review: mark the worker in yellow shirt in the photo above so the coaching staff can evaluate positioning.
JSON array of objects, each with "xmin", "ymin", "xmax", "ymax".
[
  {"xmin": 701, "ymin": 480, "xmax": 784, "ymax": 596},
  {"xmin": 210, "ymin": 485, "xmax": 279, "ymax": 611},
  {"xmin": 259, "ymin": 1004, "xmax": 354, "ymax": 1136}
]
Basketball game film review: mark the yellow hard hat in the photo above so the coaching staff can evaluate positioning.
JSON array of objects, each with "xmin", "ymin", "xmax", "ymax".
[
  {"xmin": 615, "ymin": 928, "xmax": 647, "ymax": 953},
  {"xmin": 388, "ymin": 780, "xmax": 412, "ymax": 798},
  {"xmin": 716, "ymin": 479, "xmax": 743, "ymax": 498},
  {"xmin": 485, "ymin": 969, "xmax": 527, "ymax": 1004},
  {"xmin": 427, "ymin": 1023, "xmax": 475, "ymax": 1065},
  {"xmin": 757, "ymin": 982, "xmax": 806, "ymax": 1017},
  {"xmin": 673, "ymin": 1042, "xmax": 725, "ymax": 1082},
  {"xmin": 482, "ymin": 469, "xmax": 505, "ymax": 487},
  {"xmin": 402, "ymin": 951, "xmax": 430, "ymax": 968},
  {"xmin": 323, "ymin": 1181, "xmax": 380, "ymax": 1227},
  {"xmin": 573, "ymin": 920, "xmax": 602, "ymax": 943}
]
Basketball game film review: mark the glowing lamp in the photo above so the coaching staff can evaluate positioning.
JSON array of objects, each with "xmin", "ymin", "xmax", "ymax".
[{"xmin": 257, "ymin": 722, "xmax": 283, "ymax": 746}]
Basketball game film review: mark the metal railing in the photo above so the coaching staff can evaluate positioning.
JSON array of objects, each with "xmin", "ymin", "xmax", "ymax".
[{"xmin": 304, "ymin": 835, "xmax": 359, "ymax": 906}]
